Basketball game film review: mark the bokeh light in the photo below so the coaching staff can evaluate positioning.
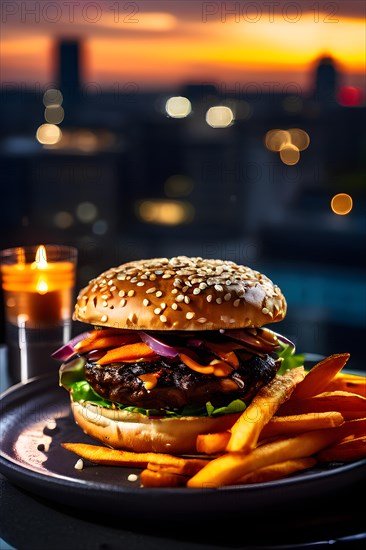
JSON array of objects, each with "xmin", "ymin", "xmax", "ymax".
[
  {"xmin": 137, "ymin": 199, "xmax": 194, "ymax": 225},
  {"xmin": 36, "ymin": 124, "xmax": 62, "ymax": 145},
  {"xmin": 288, "ymin": 128, "xmax": 310, "ymax": 151},
  {"xmin": 279, "ymin": 143, "xmax": 300, "ymax": 165},
  {"xmin": 76, "ymin": 201, "xmax": 98, "ymax": 223},
  {"xmin": 43, "ymin": 89, "xmax": 63, "ymax": 107},
  {"xmin": 44, "ymin": 105, "xmax": 65, "ymax": 124},
  {"xmin": 265, "ymin": 129, "xmax": 291, "ymax": 151},
  {"xmin": 331, "ymin": 193, "xmax": 353, "ymax": 215},
  {"xmin": 164, "ymin": 175, "xmax": 194, "ymax": 197},
  {"xmin": 165, "ymin": 96, "xmax": 192, "ymax": 118},
  {"xmin": 53, "ymin": 211, "xmax": 74, "ymax": 229},
  {"xmin": 206, "ymin": 106, "xmax": 234, "ymax": 128}
]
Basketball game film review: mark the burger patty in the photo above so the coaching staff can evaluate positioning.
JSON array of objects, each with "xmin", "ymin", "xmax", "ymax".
[{"xmin": 84, "ymin": 353, "xmax": 278, "ymax": 410}]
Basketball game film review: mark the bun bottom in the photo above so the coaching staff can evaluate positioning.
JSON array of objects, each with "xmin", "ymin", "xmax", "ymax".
[{"xmin": 71, "ymin": 400, "xmax": 241, "ymax": 455}]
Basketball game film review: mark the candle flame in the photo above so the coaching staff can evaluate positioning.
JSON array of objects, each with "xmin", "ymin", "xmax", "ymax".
[
  {"xmin": 33, "ymin": 245, "xmax": 48, "ymax": 269},
  {"xmin": 36, "ymin": 276, "xmax": 49, "ymax": 295}
]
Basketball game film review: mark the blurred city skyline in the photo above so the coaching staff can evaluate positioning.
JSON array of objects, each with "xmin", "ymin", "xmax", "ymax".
[{"xmin": 1, "ymin": 1, "xmax": 365, "ymax": 91}]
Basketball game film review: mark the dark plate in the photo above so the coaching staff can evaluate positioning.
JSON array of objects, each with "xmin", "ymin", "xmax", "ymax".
[{"xmin": 1, "ymin": 371, "xmax": 365, "ymax": 521}]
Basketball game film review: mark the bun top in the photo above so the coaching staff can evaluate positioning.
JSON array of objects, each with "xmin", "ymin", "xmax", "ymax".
[{"xmin": 73, "ymin": 256, "xmax": 287, "ymax": 331}]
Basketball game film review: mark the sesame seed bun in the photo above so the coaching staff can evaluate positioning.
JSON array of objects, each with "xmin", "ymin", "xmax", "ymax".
[
  {"xmin": 73, "ymin": 256, "xmax": 287, "ymax": 331},
  {"xmin": 71, "ymin": 400, "xmax": 241, "ymax": 454}
]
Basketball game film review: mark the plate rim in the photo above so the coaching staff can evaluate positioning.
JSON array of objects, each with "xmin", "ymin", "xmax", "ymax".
[{"xmin": 1, "ymin": 370, "xmax": 366, "ymax": 517}]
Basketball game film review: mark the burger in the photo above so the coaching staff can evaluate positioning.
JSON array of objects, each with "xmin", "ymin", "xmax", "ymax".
[{"xmin": 56, "ymin": 256, "xmax": 298, "ymax": 455}]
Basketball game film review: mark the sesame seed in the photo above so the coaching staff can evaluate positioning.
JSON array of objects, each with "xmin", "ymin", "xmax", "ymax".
[
  {"xmin": 128, "ymin": 473, "xmax": 138, "ymax": 482},
  {"xmin": 162, "ymin": 274, "xmax": 171, "ymax": 279},
  {"xmin": 262, "ymin": 307, "xmax": 269, "ymax": 314},
  {"xmin": 154, "ymin": 308, "xmax": 161, "ymax": 315},
  {"xmin": 197, "ymin": 317, "xmax": 207, "ymax": 323},
  {"xmin": 176, "ymin": 295, "xmax": 184, "ymax": 302},
  {"xmin": 130, "ymin": 277, "xmax": 138, "ymax": 283},
  {"xmin": 155, "ymin": 291, "xmax": 163, "ymax": 298},
  {"xmin": 120, "ymin": 299, "xmax": 126, "ymax": 307},
  {"xmin": 118, "ymin": 290, "xmax": 125, "ymax": 297},
  {"xmin": 143, "ymin": 299, "xmax": 150, "ymax": 307},
  {"xmin": 160, "ymin": 302, "xmax": 166, "ymax": 309},
  {"xmin": 215, "ymin": 284, "xmax": 224, "ymax": 292},
  {"xmin": 216, "ymin": 298, "xmax": 222, "ymax": 304},
  {"xmin": 160, "ymin": 315, "xmax": 167, "ymax": 323},
  {"xmin": 74, "ymin": 459, "xmax": 84, "ymax": 470},
  {"xmin": 101, "ymin": 294, "xmax": 109, "ymax": 300},
  {"xmin": 199, "ymin": 282, "xmax": 207, "ymax": 290},
  {"xmin": 146, "ymin": 287, "xmax": 156, "ymax": 294},
  {"xmin": 186, "ymin": 312, "xmax": 195, "ymax": 320},
  {"xmin": 207, "ymin": 295, "xmax": 213, "ymax": 302},
  {"xmin": 149, "ymin": 274, "xmax": 157, "ymax": 280},
  {"xmin": 171, "ymin": 288, "xmax": 178, "ymax": 294},
  {"xmin": 101, "ymin": 314, "xmax": 108, "ymax": 322},
  {"xmin": 224, "ymin": 293, "xmax": 231, "ymax": 301},
  {"xmin": 116, "ymin": 273, "xmax": 126, "ymax": 280},
  {"xmin": 233, "ymin": 299, "xmax": 240, "ymax": 307},
  {"xmin": 110, "ymin": 286, "xmax": 116, "ymax": 292},
  {"xmin": 137, "ymin": 282, "xmax": 145, "ymax": 287},
  {"xmin": 127, "ymin": 290, "xmax": 135, "ymax": 297},
  {"xmin": 172, "ymin": 303, "xmax": 178, "ymax": 310},
  {"xmin": 184, "ymin": 296, "xmax": 190, "ymax": 304},
  {"xmin": 102, "ymin": 300, "xmax": 108, "ymax": 307},
  {"xmin": 193, "ymin": 288, "xmax": 201, "ymax": 295}
]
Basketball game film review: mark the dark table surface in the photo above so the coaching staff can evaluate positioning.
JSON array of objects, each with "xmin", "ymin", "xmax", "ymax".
[{"xmin": 1, "ymin": 345, "xmax": 366, "ymax": 550}]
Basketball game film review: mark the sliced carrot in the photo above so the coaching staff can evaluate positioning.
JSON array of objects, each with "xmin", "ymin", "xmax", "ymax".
[
  {"xmin": 75, "ymin": 333, "xmax": 140, "ymax": 353},
  {"xmin": 179, "ymin": 353, "xmax": 214, "ymax": 374},
  {"xmin": 97, "ymin": 342, "xmax": 156, "ymax": 365},
  {"xmin": 205, "ymin": 342, "xmax": 241, "ymax": 367}
]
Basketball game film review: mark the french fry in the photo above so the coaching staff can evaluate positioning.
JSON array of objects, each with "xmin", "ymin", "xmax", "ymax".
[
  {"xmin": 290, "ymin": 353, "xmax": 350, "ymax": 400},
  {"xmin": 61, "ymin": 443, "xmax": 209, "ymax": 471},
  {"xmin": 237, "ymin": 457, "xmax": 317, "ymax": 484},
  {"xmin": 277, "ymin": 391, "xmax": 366, "ymax": 419},
  {"xmin": 323, "ymin": 372, "xmax": 366, "ymax": 397},
  {"xmin": 226, "ymin": 366, "xmax": 306, "ymax": 453},
  {"xmin": 259, "ymin": 411, "xmax": 344, "ymax": 439},
  {"xmin": 196, "ymin": 431, "xmax": 230, "ymax": 455},
  {"xmin": 316, "ymin": 435, "xmax": 366, "ymax": 462},
  {"xmin": 140, "ymin": 469, "xmax": 188, "ymax": 487},
  {"xmin": 147, "ymin": 458, "xmax": 209, "ymax": 476},
  {"xmin": 188, "ymin": 427, "xmax": 342, "ymax": 488}
]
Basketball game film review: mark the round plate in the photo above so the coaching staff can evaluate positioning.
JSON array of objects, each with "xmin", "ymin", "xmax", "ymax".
[{"xmin": 1, "ymin": 372, "xmax": 365, "ymax": 520}]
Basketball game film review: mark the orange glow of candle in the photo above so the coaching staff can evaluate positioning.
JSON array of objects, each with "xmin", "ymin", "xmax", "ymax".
[{"xmin": 0, "ymin": 245, "xmax": 76, "ymax": 328}]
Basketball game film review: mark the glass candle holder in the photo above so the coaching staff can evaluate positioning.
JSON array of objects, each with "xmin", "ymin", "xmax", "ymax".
[{"xmin": 0, "ymin": 244, "xmax": 77, "ymax": 384}]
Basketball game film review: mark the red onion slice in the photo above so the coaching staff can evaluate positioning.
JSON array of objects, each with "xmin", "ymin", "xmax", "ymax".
[
  {"xmin": 51, "ymin": 331, "xmax": 92, "ymax": 361},
  {"xmin": 139, "ymin": 331, "xmax": 179, "ymax": 358}
]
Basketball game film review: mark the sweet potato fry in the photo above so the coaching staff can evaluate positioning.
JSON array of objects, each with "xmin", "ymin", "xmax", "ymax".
[
  {"xmin": 96, "ymin": 342, "xmax": 157, "ymax": 365},
  {"xmin": 323, "ymin": 372, "xmax": 366, "ymax": 397},
  {"xmin": 316, "ymin": 435, "xmax": 366, "ymax": 462},
  {"xmin": 61, "ymin": 443, "xmax": 209, "ymax": 471},
  {"xmin": 290, "ymin": 354, "xmax": 350, "ymax": 400},
  {"xmin": 277, "ymin": 391, "xmax": 366, "ymax": 419},
  {"xmin": 259, "ymin": 411, "xmax": 344, "ymax": 439},
  {"xmin": 188, "ymin": 427, "xmax": 342, "ymax": 488},
  {"xmin": 226, "ymin": 366, "xmax": 306, "ymax": 453},
  {"xmin": 196, "ymin": 431, "xmax": 231, "ymax": 455},
  {"xmin": 237, "ymin": 457, "xmax": 316, "ymax": 484},
  {"xmin": 140, "ymin": 469, "xmax": 188, "ymax": 487}
]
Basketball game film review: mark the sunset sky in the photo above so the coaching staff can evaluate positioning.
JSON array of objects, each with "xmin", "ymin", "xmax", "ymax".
[{"xmin": 1, "ymin": 1, "xmax": 365, "ymax": 92}]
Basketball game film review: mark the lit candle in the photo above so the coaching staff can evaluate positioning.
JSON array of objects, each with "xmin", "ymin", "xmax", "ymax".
[{"xmin": 1, "ymin": 245, "xmax": 76, "ymax": 328}]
